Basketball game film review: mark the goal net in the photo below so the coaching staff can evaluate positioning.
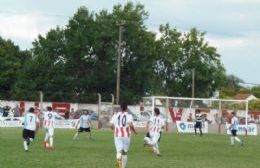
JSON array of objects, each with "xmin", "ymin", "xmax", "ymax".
[{"xmin": 142, "ymin": 96, "xmax": 253, "ymax": 135}]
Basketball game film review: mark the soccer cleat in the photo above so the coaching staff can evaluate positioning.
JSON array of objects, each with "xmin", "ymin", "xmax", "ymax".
[
  {"xmin": 156, "ymin": 154, "xmax": 162, "ymax": 157},
  {"xmin": 117, "ymin": 159, "xmax": 122, "ymax": 168},
  {"xmin": 25, "ymin": 150, "xmax": 28, "ymax": 152},
  {"xmin": 43, "ymin": 141, "xmax": 47, "ymax": 150}
]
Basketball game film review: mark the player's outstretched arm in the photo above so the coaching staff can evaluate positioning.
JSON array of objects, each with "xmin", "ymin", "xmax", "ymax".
[{"xmin": 129, "ymin": 122, "xmax": 137, "ymax": 135}]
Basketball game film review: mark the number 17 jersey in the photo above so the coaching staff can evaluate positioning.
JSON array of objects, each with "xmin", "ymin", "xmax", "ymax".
[{"xmin": 110, "ymin": 112, "xmax": 133, "ymax": 138}]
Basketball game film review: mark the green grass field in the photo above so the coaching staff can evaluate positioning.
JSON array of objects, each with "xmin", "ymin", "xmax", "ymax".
[{"xmin": 0, "ymin": 128, "xmax": 260, "ymax": 168}]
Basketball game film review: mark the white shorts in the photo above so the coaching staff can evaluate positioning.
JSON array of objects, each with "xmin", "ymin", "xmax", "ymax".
[
  {"xmin": 45, "ymin": 127, "xmax": 54, "ymax": 137},
  {"xmin": 114, "ymin": 137, "xmax": 130, "ymax": 153},
  {"xmin": 149, "ymin": 132, "xmax": 160, "ymax": 144}
]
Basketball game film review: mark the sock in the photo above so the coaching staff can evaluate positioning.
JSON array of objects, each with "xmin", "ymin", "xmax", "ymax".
[
  {"xmin": 50, "ymin": 137, "xmax": 53, "ymax": 147},
  {"xmin": 44, "ymin": 132, "xmax": 49, "ymax": 142},
  {"xmin": 230, "ymin": 137, "xmax": 234, "ymax": 145},
  {"xmin": 155, "ymin": 143, "xmax": 160, "ymax": 154},
  {"xmin": 122, "ymin": 155, "xmax": 127, "ymax": 168},
  {"xmin": 234, "ymin": 137, "xmax": 241, "ymax": 143},
  {"xmin": 23, "ymin": 141, "xmax": 28, "ymax": 151},
  {"xmin": 73, "ymin": 132, "xmax": 79, "ymax": 140},
  {"xmin": 88, "ymin": 132, "xmax": 93, "ymax": 139},
  {"xmin": 116, "ymin": 153, "xmax": 122, "ymax": 168}
]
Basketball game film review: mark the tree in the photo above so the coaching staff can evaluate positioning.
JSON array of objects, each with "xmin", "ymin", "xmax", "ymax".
[
  {"xmin": 155, "ymin": 25, "xmax": 226, "ymax": 97},
  {"xmin": 13, "ymin": 27, "xmax": 70, "ymax": 101},
  {"xmin": 0, "ymin": 37, "xmax": 30, "ymax": 100},
  {"xmin": 219, "ymin": 75, "xmax": 245, "ymax": 98}
]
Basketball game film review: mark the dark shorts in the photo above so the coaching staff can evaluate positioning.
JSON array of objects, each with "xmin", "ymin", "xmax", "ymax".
[
  {"xmin": 195, "ymin": 122, "xmax": 202, "ymax": 129},
  {"xmin": 78, "ymin": 127, "xmax": 91, "ymax": 132},
  {"xmin": 231, "ymin": 130, "xmax": 237, "ymax": 136},
  {"xmin": 22, "ymin": 129, "xmax": 35, "ymax": 139}
]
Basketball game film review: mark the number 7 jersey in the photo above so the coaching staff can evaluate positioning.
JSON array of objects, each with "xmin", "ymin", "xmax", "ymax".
[{"xmin": 110, "ymin": 112, "xmax": 133, "ymax": 138}]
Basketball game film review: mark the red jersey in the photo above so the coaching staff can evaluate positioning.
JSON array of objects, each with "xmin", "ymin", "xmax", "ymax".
[
  {"xmin": 110, "ymin": 112, "xmax": 133, "ymax": 138},
  {"xmin": 149, "ymin": 115, "xmax": 165, "ymax": 133}
]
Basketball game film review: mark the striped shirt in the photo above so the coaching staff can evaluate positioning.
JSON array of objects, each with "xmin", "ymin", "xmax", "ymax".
[
  {"xmin": 42, "ymin": 111, "xmax": 60, "ymax": 128},
  {"xmin": 149, "ymin": 115, "xmax": 165, "ymax": 133},
  {"xmin": 110, "ymin": 112, "xmax": 133, "ymax": 138},
  {"xmin": 24, "ymin": 112, "xmax": 39, "ymax": 131},
  {"xmin": 195, "ymin": 113, "xmax": 203, "ymax": 123}
]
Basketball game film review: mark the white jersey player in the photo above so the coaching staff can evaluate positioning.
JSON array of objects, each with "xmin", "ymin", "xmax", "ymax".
[
  {"xmin": 110, "ymin": 102, "xmax": 137, "ymax": 168},
  {"xmin": 22, "ymin": 107, "xmax": 39, "ymax": 152},
  {"xmin": 72, "ymin": 110, "xmax": 93, "ymax": 141},
  {"xmin": 229, "ymin": 111, "xmax": 243, "ymax": 146},
  {"xmin": 144, "ymin": 108, "xmax": 165, "ymax": 156},
  {"xmin": 42, "ymin": 106, "xmax": 63, "ymax": 150}
]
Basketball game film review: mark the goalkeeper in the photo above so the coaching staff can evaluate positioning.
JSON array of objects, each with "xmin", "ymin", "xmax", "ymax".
[{"xmin": 73, "ymin": 110, "xmax": 94, "ymax": 141}]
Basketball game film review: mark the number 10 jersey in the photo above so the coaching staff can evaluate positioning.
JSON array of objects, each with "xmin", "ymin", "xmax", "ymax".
[{"xmin": 110, "ymin": 112, "xmax": 133, "ymax": 138}]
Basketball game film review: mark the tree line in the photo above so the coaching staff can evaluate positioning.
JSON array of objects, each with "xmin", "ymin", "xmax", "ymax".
[{"xmin": 0, "ymin": 2, "xmax": 258, "ymax": 105}]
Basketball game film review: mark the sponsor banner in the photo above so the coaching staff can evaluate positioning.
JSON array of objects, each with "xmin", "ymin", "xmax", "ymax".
[
  {"xmin": 176, "ymin": 121, "xmax": 208, "ymax": 133},
  {"xmin": 226, "ymin": 124, "xmax": 257, "ymax": 136},
  {"xmin": 54, "ymin": 119, "xmax": 77, "ymax": 129},
  {"xmin": 0, "ymin": 117, "xmax": 77, "ymax": 129},
  {"xmin": 0, "ymin": 117, "xmax": 23, "ymax": 127}
]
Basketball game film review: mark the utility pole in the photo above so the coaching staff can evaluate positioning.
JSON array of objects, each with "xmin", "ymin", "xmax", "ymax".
[
  {"xmin": 192, "ymin": 68, "xmax": 195, "ymax": 98},
  {"xmin": 116, "ymin": 21, "xmax": 125, "ymax": 105}
]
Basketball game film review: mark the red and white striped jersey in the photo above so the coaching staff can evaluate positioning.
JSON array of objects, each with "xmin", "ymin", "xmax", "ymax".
[
  {"xmin": 110, "ymin": 112, "xmax": 133, "ymax": 138},
  {"xmin": 42, "ymin": 111, "xmax": 60, "ymax": 128},
  {"xmin": 149, "ymin": 115, "xmax": 165, "ymax": 133}
]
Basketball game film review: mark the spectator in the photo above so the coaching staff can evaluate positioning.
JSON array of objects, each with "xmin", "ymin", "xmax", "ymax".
[
  {"xmin": 3, "ymin": 106, "xmax": 10, "ymax": 117},
  {"xmin": 187, "ymin": 113, "xmax": 193, "ymax": 122},
  {"xmin": 12, "ymin": 105, "xmax": 20, "ymax": 117},
  {"xmin": 221, "ymin": 113, "xmax": 227, "ymax": 125},
  {"xmin": 65, "ymin": 110, "xmax": 70, "ymax": 120}
]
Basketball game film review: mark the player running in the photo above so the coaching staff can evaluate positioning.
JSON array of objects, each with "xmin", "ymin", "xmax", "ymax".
[
  {"xmin": 22, "ymin": 107, "xmax": 39, "ymax": 152},
  {"xmin": 110, "ymin": 102, "xmax": 137, "ymax": 168},
  {"xmin": 41, "ymin": 106, "xmax": 63, "ymax": 150},
  {"xmin": 229, "ymin": 111, "xmax": 243, "ymax": 146},
  {"xmin": 72, "ymin": 110, "xmax": 94, "ymax": 141},
  {"xmin": 144, "ymin": 108, "xmax": 165, "ymax": 156}
]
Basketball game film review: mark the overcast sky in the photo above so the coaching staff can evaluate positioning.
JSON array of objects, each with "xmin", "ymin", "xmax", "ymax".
[{"xmin": 0, "ymin": 0, "xmax": 259, "ymax": 85}]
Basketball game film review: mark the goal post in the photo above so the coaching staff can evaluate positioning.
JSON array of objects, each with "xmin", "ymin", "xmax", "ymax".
[{"xmin": 142, "ymin": 96, "xmax": 251, "ymax": 135}]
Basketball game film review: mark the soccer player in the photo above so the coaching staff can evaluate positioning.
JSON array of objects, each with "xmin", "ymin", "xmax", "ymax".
[
  {"xmin": 144, "ymin": 108, "xmax": 165, "ymax": 156},
  {"xmin": 229, "ymin": 111, "xmax": 243, "ymax": 146},
  {"xmin": 194, "ymin": 109, "xmax": 203, "ymax": 136},
  {"xmin": 42, "ymin": 106, "xmax": 63, "ymax": 150},
  {"xmin": 22, "ymin": 107, "xmax": 39, "ymax": 152},
  {"xmin": 73, "ymin": 110, "xmax": 93, "ymax": 140},
  {"xmin": 110, "ymin": 102, "xmax": 137, "ymax": 168}
]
